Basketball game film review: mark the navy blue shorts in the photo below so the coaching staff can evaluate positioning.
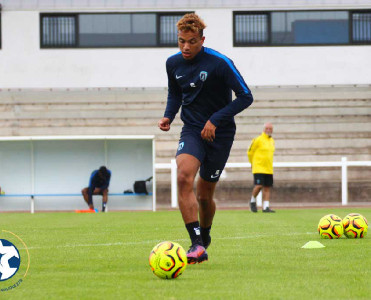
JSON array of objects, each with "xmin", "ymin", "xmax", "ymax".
[{"xmin": 176, "ymin": 126, "xmax": 234, "ymax": 182}]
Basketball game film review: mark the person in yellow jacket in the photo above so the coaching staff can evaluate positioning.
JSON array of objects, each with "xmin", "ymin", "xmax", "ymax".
[{"xmin": 247, "ymin": 123, "xmax": 275, "ymax": 213}]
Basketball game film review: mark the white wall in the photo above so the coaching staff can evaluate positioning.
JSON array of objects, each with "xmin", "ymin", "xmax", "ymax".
[{"xmin": 0, "ymin": 9, "xmax": 370, "ymax": 89}]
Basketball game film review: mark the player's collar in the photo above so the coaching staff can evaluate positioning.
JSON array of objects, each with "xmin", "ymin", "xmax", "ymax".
[{"xmin": 184, "ymin": 47, "xmax": 205, "ymax": 64}]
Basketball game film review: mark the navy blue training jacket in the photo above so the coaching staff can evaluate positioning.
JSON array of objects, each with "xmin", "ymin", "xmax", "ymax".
[
  {"xmin": 88, "ymin": 169, "xmax": 111, "ymax": 204},
  {"xmin": 88, "ymin": 170, "xmax": 111, "ymax": 191},
  {"xmin": 164, "ymin": 46, "xmax": 253, "ymax": 133}
]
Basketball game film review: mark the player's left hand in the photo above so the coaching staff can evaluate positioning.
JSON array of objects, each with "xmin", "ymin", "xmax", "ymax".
[{"xmin": 201, "ymin": 120, "xmax": 216, "ymax": 142}]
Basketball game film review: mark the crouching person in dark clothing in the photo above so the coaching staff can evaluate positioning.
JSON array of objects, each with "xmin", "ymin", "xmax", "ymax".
[{"xmin": 82, "ymin": 166, "xmax": 111, "ymax": 212}]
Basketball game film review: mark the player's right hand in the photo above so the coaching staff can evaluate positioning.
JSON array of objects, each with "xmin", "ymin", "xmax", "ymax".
[{"xmin": 158, "ymin": 117, "xmax": 171, "ymax": 131}]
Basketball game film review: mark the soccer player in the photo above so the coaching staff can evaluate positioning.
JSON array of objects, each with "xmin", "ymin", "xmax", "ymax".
[
  {"xmin": 158, "ymin": 13, "xmax": 253, "ymax": 264},
  {"xmin": 82, "ymin": 166, "xmax": 111, "ymax": 212},
  {"xmin": 247, "ymin": 123, "xmax": 275, "ymax": 213}
]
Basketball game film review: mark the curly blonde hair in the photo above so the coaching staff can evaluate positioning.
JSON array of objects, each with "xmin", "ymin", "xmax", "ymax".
[{"xmin": 177, "ymin": 13, "xmax": 206, "ymax": 37}]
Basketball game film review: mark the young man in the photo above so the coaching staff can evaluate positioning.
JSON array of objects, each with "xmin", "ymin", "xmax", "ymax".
[
  {"xmin": 82, "ymin": 166, "xmax": 111, "ymax": 212},
  {"xmin": 158, "ymin": 13, "xmax": 253, "ymax": 264},
  {"xmin": 247, "ymin": 123, "xmax": 275, "ymax": 213}
]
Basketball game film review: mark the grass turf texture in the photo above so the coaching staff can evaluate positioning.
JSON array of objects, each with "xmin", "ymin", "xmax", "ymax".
[{"xmin": 0, "ymin": 208, "xmax": 370, "ymax": 300}]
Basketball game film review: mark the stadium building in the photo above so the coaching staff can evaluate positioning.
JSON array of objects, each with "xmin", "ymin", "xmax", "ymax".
[{"xmin": 0, "ymin": 0, "xmax": 370, "ymax": 210}]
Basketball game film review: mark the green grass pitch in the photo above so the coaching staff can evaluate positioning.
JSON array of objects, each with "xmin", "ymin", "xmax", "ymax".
[{"xmin": 1, "ymin": 208, "xmax": 370, "ymax": 299}]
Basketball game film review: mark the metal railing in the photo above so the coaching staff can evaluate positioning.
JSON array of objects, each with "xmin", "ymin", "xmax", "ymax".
[{"xmin": 155, "ymin": 157, "xmax": 371, "ymax": 208}]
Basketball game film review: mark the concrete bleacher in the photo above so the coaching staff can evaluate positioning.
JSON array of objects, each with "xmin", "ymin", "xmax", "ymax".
[{"xmin": 0, "ymin": 85, "xmax": 370, "ymax": 205}]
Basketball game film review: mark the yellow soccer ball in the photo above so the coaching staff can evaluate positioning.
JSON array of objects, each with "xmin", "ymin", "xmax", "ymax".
[
  {"xmin": 318, "ymin": 214, "xmax": 344, "ymax": 239},
  {"xmin": 342, "ymin": 213, "xmax": 368, "ymax": 238},
  {"xmin": 149, "ymin": 241, "xmax": 187, "ymax": 279}
]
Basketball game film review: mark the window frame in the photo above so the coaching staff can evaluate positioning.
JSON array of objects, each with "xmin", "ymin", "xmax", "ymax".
[
  {"xmin": 233, "ymin": 9, "xmax": 371, "ymax": 47},
  {"xmin": 40, "ymin": 12, "xmax": 190, "ymax": 49}
]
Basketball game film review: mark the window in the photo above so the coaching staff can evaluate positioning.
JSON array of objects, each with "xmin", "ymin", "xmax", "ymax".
[
  {"xmin": 352, "ymin": 11, "xmax": 371, "ymax": 44},
  {"xmin": 271, "ymin": 11, "xmax": 349, "ymax": 45},
  {"xmin": 41, "ymin": 15, "xmax": 77, "ymax": 47},
  {"xmin": 41, "ymin": 12, "xmax": 187, "ymax": 48},
  {"xmin": 159, "ymin": 13, "xmax": 184, "ymax": 46},
  {"xmin": 79, "ymin": 14, "xmax": 156, "ymax": 47},
  {"xmin": 234, "ymin": 13, "xmax": 269, "ymax": 45},
  {"xmin": 234, "ymin": 10, "xmax": 371, "ymax": 46}
]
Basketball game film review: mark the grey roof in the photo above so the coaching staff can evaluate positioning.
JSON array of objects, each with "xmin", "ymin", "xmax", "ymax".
[{"xmin": 1, "ymin": 0, "xmax": 371, "ymax": 11}]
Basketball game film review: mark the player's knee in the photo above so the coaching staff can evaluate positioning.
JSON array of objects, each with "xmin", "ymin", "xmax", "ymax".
[
  {"xmin": 81, "ymin": 188, "xmax": 87, "ymax": 195},
  {"xmin": 197, "ymin": 194, "xmax": 212, "ymax": 207},
  {"xmin": 177, "ymin": 170, "xmax": 194, "ymax": 188}
]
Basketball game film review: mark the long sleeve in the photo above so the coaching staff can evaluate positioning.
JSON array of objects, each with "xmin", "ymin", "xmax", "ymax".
[
  {"xmin": 209, "ymin": 59, "xmax": 253, "ymax": 127},
  {"xmin": 164, "ymin": 59, "xmax": 182, "ymax": 123},
  {"xmin": 247, "ymin": 138, "xmax": 258, "ymax": 164}
]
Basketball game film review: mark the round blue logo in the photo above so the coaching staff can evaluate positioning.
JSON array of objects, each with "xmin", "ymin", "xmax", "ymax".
[{"xmin": 0, "ymin": 239, "xmax": 21, "ymax": 281}]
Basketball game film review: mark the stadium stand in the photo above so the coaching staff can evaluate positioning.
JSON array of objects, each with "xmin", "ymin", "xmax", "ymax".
[{"xmin": 0, "ymin": 85, "xmax": 370, "ymax": 206}]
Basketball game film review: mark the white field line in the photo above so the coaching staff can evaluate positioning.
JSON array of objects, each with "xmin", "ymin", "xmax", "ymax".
[{"xmin": 19, "ymin": 232, "xmax": 315, "ymax": 250}]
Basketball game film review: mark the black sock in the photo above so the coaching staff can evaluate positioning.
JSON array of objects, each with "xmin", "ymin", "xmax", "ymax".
[
  {"xmin": 201, "ymin": 226, "xmax": 211, "ymax": 243},
  {"xmin": 186, "ymin": 221, "xmax": 203, "ymax": 246},
  {"xmin": 102, "ymin": 202, "xmax": 107, "ymax": 212}
]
